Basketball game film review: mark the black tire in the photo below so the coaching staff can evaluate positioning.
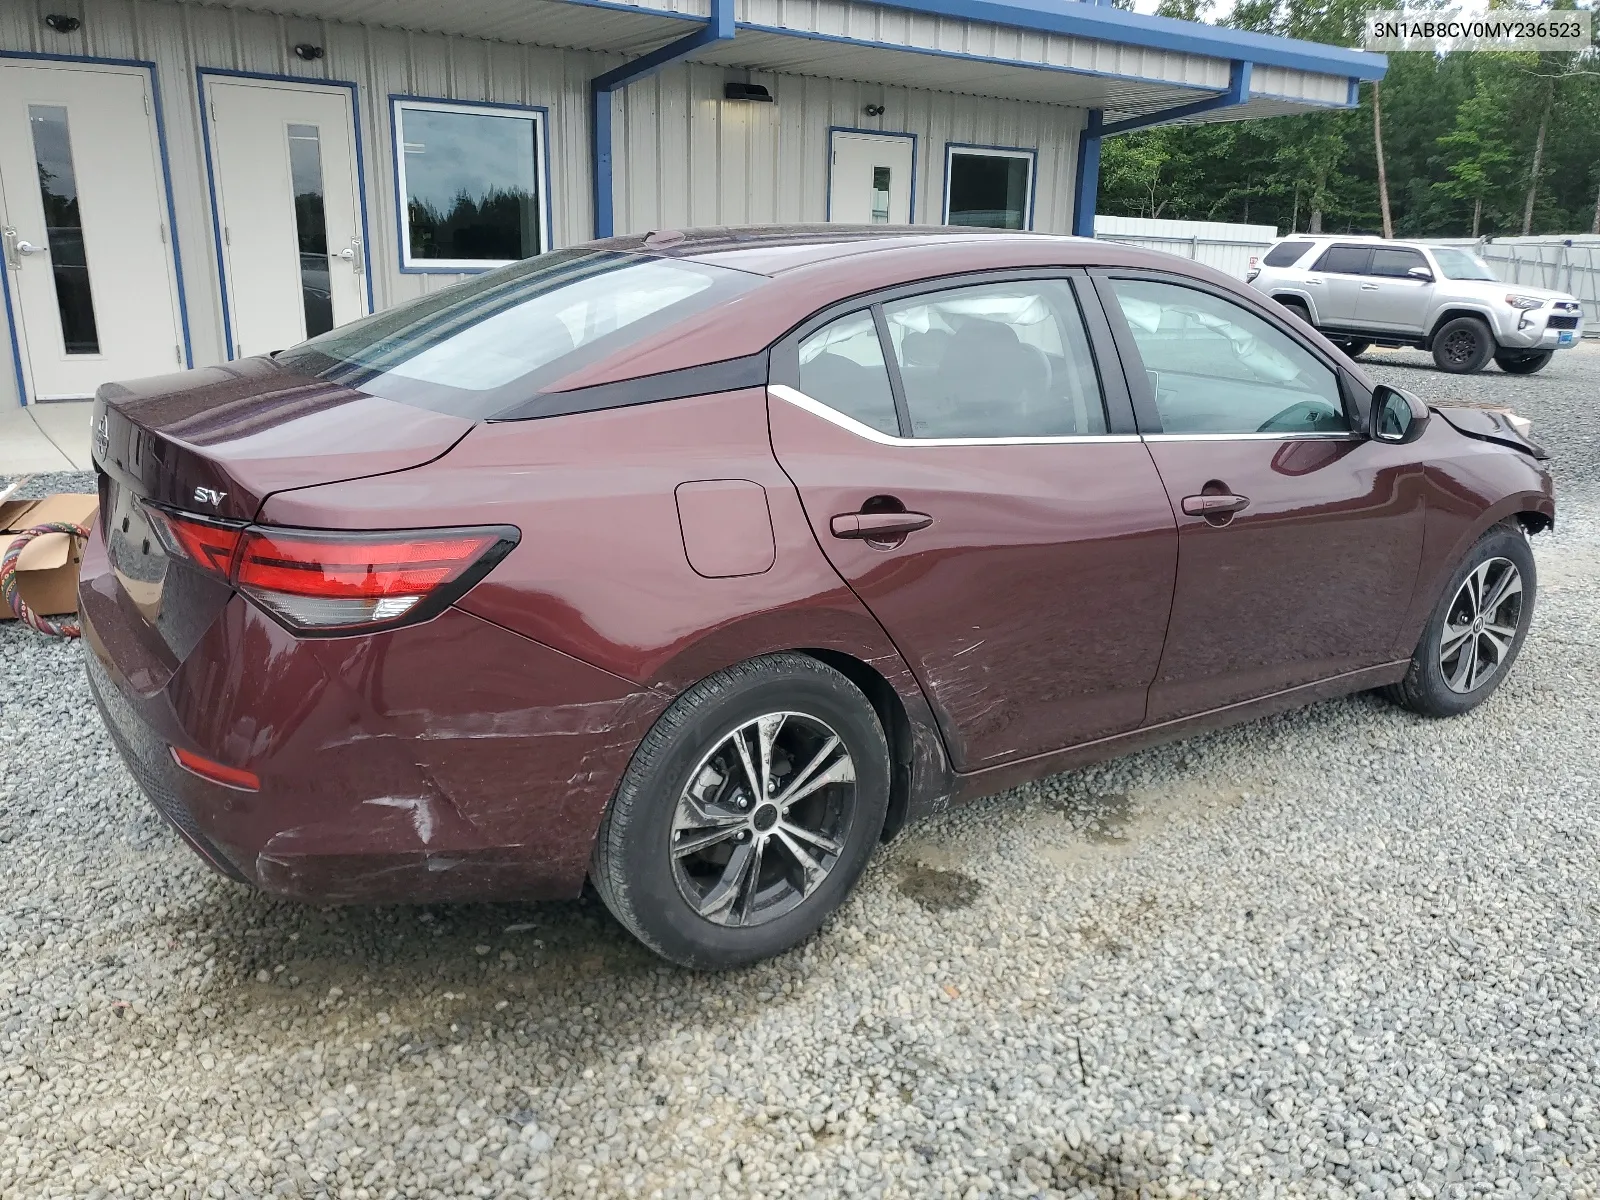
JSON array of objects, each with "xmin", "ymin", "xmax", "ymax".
[
  {"xmin": 1383, "ymin": 523, "xmax": 1536, "ymax": 718},
  {"xmin": 1277, "ymin": 298, "xmax": 1313, "ymax": 326},
  {"xmin": 590, "ymin": 653, "xmax": 890, "ymax": 969},
  {"xmin": 1431, "ymin": 316, "xmax": 1494, "ymax": 374},
  {"xmin": 1331, "ymin": 339, "xmax": 1371, "ymax": 359},
  {"xmin": 1494, "ymin": 349, "xmax": 1554, "ymax": 375}
]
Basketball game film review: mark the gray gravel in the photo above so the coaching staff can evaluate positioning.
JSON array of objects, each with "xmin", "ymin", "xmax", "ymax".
[{"xmin": 2, "ymin": 343, "xmax": 1598, "ymax": 1200}]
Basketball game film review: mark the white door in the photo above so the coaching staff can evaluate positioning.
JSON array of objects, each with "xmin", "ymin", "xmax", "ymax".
[
  {"xmin": 0, "ymin": 61, "xmax": 184, "ymax": 400},
  {"xmin": 828, "ymin": 132, "xmax": 914, "ymax": 225},
  {"xmin": 204, "ymin": 77, "xmax": 366, "ymax": 359}
]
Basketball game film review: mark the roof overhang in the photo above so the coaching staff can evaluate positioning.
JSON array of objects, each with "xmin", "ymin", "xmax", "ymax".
[{"xmin": 172, "ymin": 0, "xmax": 1385, "ymax": 126}]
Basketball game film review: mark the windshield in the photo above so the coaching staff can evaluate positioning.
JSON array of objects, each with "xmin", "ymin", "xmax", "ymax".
[
  {"xmin": 276, "ymin": 250, "xmax": 762, "ymax": 418},
  {"xmin": 1430, "ymin": 247, "xmax": 1499, "ymax": 282}
]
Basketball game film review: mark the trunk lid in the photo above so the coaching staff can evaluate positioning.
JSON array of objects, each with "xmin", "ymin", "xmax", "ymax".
[
  {"xmin": 89, "ymin": 356, "xmax": 474, "ymax": 667},
  {"xmin": 93, "ymin": 356, "xmax": 475, "ymax": 520}
]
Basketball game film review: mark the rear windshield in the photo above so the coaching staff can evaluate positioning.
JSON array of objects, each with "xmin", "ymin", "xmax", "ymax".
[
  {"xmin": 276, "ymin": 249, "xmax": 763, "ymax": 418},
  {"xmin": 1430, "ymin": 247, "xmax": 1499, "ymax": 281},
  {"xmin": 1263, "ymin": 240, "xmax": 1314, "ymax": 267}
]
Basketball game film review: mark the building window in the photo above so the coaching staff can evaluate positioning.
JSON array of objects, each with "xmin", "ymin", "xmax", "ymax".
[
  {"xmin": 943, "ymin": 145, "xmax": 1034, "ymax": 230},
  {"xmin": 392, "ymin": 99, "xmax": 548, "ymax": 271}
]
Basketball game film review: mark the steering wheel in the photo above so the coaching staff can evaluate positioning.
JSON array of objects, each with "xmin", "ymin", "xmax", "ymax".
[{"xmin": 1257, "ymin": 399, "xmax": 1340, "ymax": 434}]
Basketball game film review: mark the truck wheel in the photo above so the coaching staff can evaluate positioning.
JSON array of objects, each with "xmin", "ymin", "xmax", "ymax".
[
  {"xmin": 1330, "ymin": 339, "xmax": 1370, "ymax": 359},
  {"xmin": 1493, "ymin": 349, "xmax": 1553, "ymax": 375},
  {"xmin": 1277, "ymin": 298, "xmax": 1313, "ymax": 325},
  {"xmin": 1431, "ymin": 316, "xmax": 1493, "ymax": 374}
]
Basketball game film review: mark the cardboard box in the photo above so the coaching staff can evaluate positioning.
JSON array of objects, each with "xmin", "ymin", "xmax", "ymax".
[{"xmin": 0, "ymin": 487, "xmax": 99, "ymax": 620}]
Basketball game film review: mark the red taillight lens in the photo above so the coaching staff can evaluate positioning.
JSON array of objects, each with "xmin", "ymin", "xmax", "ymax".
[
  {"xmin": 171, "ymin": 746, "xmax": 260, "ymax": 791},
  {"xmin": 144, "ymin": 505, "xmax": 518, "ymax": 634},
  {"xmin": 234, "ymin": 527, "xmax": 513, "ymax": 632}
]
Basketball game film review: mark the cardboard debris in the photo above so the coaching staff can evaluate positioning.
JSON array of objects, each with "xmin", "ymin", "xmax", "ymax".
[{"xmin": 0, "ymin": 481, "xmax": 99, "ymax": 620}]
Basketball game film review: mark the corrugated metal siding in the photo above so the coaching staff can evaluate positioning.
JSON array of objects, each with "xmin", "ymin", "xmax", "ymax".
[
  {"xmin": 1094, "ymin": 215, "xmax": 1277, "ymax": 278},
  {"xmin": 0, "ymin": 0, "xmax": 608, "ymax": 403},
  {"xmin": 1250, "ymin": 64, "xmax": 1348, "ymax": 106},
  {"xmin": 612, "ymin": 62, "xmax": 1082, "ymax": 234}
]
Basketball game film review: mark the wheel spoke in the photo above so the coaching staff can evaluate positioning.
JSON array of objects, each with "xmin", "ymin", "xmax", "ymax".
[
  {"xmin": 1467, "ymin": 561, "xmax": 1490, "ymax": 616},
  {"xmin": 1484, "ymin": 621, "xmax": 1519, "ymax": 640},
  {"xmin": 1440, "ymin": 621, "xmax": 1474, "ymax": 659},
  {"xmin": 738, "ymin": 837, "xmax": 767, "ymax": 923},
  {"xmin": 755, "ymin": 713, "xmax": 785, "ymax": 801},
  {"xmin": 772, "ymin": 828, "xmax": 827, "ymax": 897},
  {"xmin": 1481, "ymin": 567, "xmax": 1522, "ymax": 619},
  {"xmin": 678, "ymin": 791, "xmax": 746, "ymax": 832},
  {"xmin": 1479, "ymin": 627, "xmax": 1512, "ymax": 664},
  {"xmin": 696, "ymin": 840, "xmax": 757, "ymax": 921},
  {"xmin": 776, "ymin": 819, "xmax": 842, "ymax": 857},
  {"xmin": 673, "ymin": 823, "xmax": 744, "ymax": 858},
  {"xmin": 775, "ymin": 734, "xmax": 843, "ymax": 803},
  {"xmin": 1446, "ymin": 638, "xmax": 1476, "ymax": 691},
  {"xmin": 1465, "ymin": 636, "xmax": 1484, "ymax": 690},
  {"xmin": 731, "ymin": 725, "xmax": 763, "ymax": 805}
]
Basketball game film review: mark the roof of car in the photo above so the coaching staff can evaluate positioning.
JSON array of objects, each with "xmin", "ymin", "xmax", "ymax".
[{"xmin": 590, "ymin": 224, "xmax": 1154, "ymax": 276}]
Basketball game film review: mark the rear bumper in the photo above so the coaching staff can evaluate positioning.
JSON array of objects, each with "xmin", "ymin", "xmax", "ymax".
[{"xmin": 80, "ymin": 529, "xmax": 664, "ymax": 903}]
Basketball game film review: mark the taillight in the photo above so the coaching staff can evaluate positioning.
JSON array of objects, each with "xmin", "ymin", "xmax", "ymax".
[{"xmin": 144, "ymin": 505, "xmax": 518, "ymax": 635}]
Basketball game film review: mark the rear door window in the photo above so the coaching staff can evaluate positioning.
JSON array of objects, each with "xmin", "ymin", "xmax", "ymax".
[
  {"xmin": 796, "ymin": 312, "xmax": 901, "ymax": 436},
  {"xmin": 881, "ymin": 279, "xmax": 1107, "ymax": 438},
  {"xmin": 1311, "ymin": 244, "xmax": 1374, "ymax": 275},
  {"xmin": 1368, "ymin": 247, "xmax": 1429, "ymax": 278},
  {"xmin": 1263, "ymin": 240, "xmax": 1315, "ymax": 267}
]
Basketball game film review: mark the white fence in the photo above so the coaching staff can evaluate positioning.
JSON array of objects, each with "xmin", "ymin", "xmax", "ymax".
[{"xmin": 1092, "ymin": 216, "xmax": 1276, "ymax": 279}]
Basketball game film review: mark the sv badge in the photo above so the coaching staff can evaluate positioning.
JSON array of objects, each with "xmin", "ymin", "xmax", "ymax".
[{"xmin": 193, "ymin": 486, "xmax": 228, "ymax": 507}]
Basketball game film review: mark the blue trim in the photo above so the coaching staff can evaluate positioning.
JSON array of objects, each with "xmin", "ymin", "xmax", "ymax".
[
  {"xmin": 1100, "ymin": 59, "xmax": 1252, "ymax": 135},
  {"xmin": 1348, "ymin": 77, "xmax": 1360, "ymax": 107},
  {"xmin": 198, "ymin": 69, "xmax": 374, "ymax": 358},
  {"xmin": 1072, "ymin": 110, "xmax": 1102, "ymax": 239},
  {"xmin": 826, "ymin": 127, "xmax": 918, "ymax": 223},
  {"xmin": 0, "ymin": 50, "xmax": 190, "ymax": 405},
  {"xmin": 591, "ymin": 0, "xmax": 736, "ymax": 238},
  {"xmin": 849, "ymin": 0, "xmax": 1385, "ymax": 80},
  {"xmin": 390, "ymin": 95, "xmax": 554, "ymax": 273},
  {"xmin": 941, "ymin": 142, "xmax": 1038, "ymax": 230}
]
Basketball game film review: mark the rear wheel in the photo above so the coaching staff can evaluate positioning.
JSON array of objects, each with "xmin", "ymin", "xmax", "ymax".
[
  {"xmin": 1431, "ymin": 316, "xmax": 1494, "ymax": 374},
  {"xmin": 591, "ymin": 653, "xmax": 890, "ymax": 969},
  {"xmin": 1277, "ymin": 297, "xmax": 1313, "ymax": 326},
  {"xmin": 1383, "ymin": 524, "xmax": 1535, "ymax": 718},
  {"xmin": 1494, "ymin": 349, "xmax": 1554, "ymax": 375}
]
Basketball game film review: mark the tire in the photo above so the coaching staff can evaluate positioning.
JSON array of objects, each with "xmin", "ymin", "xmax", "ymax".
[
  {"xmin": 1494, "ymin": 349, "xmax": 1554, "ymax": 375},
  {"xmin": 1277, "ymin": 298, "xmax": 1313, "ymax": 326},
  {"xmin": 1431, "ymin": 316, "xmax": 1494, "ymax": 374},
  {"xmin": 1331, "ymin": 339, "xmax": 1371, "ymax": 359},
  {"xmin": 1383, "ymin": 523, "xmax": 1536, "ymax": 718},
  {"xmin": 590, "ymin": 652, "xmax": 890, "ymax": 969}
]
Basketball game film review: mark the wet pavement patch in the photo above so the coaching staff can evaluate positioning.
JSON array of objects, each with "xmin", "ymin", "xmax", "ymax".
[{"xmin": 896, "ymin": 864, "xmax": 981, "ymax": 912}]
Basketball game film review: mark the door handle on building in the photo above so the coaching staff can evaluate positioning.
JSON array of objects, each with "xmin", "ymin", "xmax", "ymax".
[{"xmin": 338, "ymin": 238, "xmax": 363, "ymax": 274}]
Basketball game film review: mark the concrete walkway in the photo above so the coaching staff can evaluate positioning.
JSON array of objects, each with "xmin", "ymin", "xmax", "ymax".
[{"xmin": 0, "ymin": 402, "xmax": 94, "ymax": 474}]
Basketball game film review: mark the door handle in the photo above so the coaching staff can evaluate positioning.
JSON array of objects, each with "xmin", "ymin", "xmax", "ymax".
[
  {"xmin": 1360, "ymin": 283, "xmax": 1380, "ymax": 291},
  {"xmin": 338, "ymin": 238, "xmax": 363, "ymax": 274},
  {"xmin": 830, "ymin": 510, "xmax": 933, "ymax": 539},
  {"xmin": 15, "ymin": 240, "xmax": 43, "ymax": 256},
  {"xmin": 1181, "ymin": 493, "xmax": 1249, "ymax": 517}
]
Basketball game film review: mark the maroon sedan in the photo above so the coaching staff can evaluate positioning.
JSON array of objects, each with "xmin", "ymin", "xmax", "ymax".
[{"xmin": 82, "ymin": 227, "xmax": 1554, "ymax": 968}]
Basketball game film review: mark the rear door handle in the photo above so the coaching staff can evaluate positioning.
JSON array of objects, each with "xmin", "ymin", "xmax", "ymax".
[
  {"xmin": 1360, "ymin": 283, "xmax": 1380, "ymax": 291},
  {"xmin": 830, "ymin": 511, "xmax": 933, "ymax": 539},
  {"xmin": 1181, "ymin": 493, "xmax": 1249, "ymax": 517}
]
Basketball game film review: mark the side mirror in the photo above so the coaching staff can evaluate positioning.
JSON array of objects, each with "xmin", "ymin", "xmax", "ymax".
[
  {"xmin": 1371, "ymin": 384, "xmax": 1430, "ymax": 444},
  {"xmin": 1407, "ymin": 265, "xmax": 1434, "ymax": 282}
]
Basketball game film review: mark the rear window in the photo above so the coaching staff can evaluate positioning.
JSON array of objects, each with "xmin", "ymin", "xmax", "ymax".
[
  {"xmin": 276, "ymin": 249, "xmax": 762, "ymax": 418},
  {"xmin": 1311, "ymin": 244, "xmax": 1373, "ymax": 274},
  {"xmin": 1263, "ymin": 240, "xmax": 1314, "ymax": 267}
]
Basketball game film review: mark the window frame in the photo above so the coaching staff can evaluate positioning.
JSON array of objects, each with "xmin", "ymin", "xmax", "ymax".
[
  {"xmin": 941, "ymin": 144, "xmax": 1038, "ymax": 231},
  {"xmin": 1089, "ymin": 268, "xmax": 1370, "ymax": 440},
  {"xmin": 1309, "ymin": 242, "xmax": 1375, "ymax": 276},
  {"xmin": 770, "ymin": 268, "xmax": 1138, "ymax": 445},
  {"xmin": 390, "ymin": 95, "xmax": 553, "ymax": 275}
]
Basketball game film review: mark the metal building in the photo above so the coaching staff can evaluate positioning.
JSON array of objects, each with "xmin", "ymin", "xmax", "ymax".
[{"xmin": 0, "ymin": 0, "xmax": 1383, "ymax": 409}]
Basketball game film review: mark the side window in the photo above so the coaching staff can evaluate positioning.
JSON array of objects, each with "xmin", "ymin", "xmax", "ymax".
[
  {"xmin": 1369, "ymin": 248, "xmax": 1429, "ymax": 278},
  {"xmin": 881, "ymin": 280, "xmax": 1108, "ymax": 438},
  {"xmin": 797, "ymin": 311, "xmax": 900, "ymax": 436},
  {"xmin": 1110, "ymin": 278, "xmax": 1348, "ymax": 436},
  {"xmin": 1311, "ymin": 244, "xmax": 1373, "ymax": 275},
  {"xmin": 1263, "ymin": 240, "xmax": 1315, "ymax": 267}
]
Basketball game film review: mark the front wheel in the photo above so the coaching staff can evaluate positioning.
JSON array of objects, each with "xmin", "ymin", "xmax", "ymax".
[
  {"xmin": 1383, "ymin": 524, "xmax": 1536, "ymax": 718},
  {"xmin": 591, "ymin": 653, "xmax": 890, "ymax": 969},
  {"xmin": 1330, "ymin": 339, "xmax": 1371, "ymax": 359},
  {"xmin": 1494, "ymin": 349, "xmax": 1554, "ymax": 375},
  {"xmin": 1432, "ymin": 316, "xmax": 1494, "ymax": 374}
]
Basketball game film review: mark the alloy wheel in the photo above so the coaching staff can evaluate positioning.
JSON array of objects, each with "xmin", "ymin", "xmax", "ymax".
[
  {"xmin": 1441, "ymin": 328, "xmax": 1478, "ymax": 368},
  {"xmin": 1439, "ymin": 557, "xmax": 1523, "ymax": 694},
  {"xmin": 670, "ymin": 712, "xmax": 858, "ymax": 927}
]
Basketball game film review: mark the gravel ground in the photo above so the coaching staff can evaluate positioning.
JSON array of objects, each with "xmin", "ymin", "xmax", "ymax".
[{"xmin": 2, "ymin": 344, "xmax": 1597, "ymax": 1200}]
